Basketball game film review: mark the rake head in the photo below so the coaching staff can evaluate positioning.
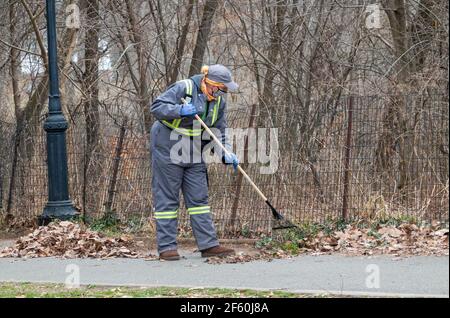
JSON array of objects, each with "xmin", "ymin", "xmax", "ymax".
[{"xmin": 265, "ymin": 201, "xmax": 298, "ymax": 230}]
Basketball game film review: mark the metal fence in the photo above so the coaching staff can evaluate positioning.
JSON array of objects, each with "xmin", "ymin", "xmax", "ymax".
[{"xmin": 0, "ymin": 94, "xmax": 448, "ymax": 236}]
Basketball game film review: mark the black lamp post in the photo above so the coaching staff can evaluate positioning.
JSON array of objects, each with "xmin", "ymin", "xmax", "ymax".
[{"xmin": 40, "ymin": 0, "xmax": 78, "ymax": 223}]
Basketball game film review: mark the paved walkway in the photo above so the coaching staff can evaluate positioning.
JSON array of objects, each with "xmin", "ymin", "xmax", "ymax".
[{"xmin": 0, "ymin": 253, "xmax": 448, "ymax": 297}]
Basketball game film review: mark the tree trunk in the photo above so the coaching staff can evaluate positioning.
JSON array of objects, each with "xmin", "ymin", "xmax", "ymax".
[
  {"xmin": 81, "ymin": 0, "xmax": 102, "ymax": 218},
  {"xmin": 258, "ymin": 0, "xmax": 289, "ymax": 127},
  {"xmin": 6, "ymin": 0, "xmax": 21, "ymax": 219},
  {"xmin": 169, "ymin": 0, "xmax": 195, "ymax": 83},
  {"xmin": 82, "ymin": 0, "xmax": 101, "ymax": 159},
  {"xmin": 124, "ymin": 0, "xmax": 152, "ymax": 131},
  {"xmin": 188, "ymin": 0, "xmax": 220, "ymax": 76},
  {"xmin": 380, "ymin": 0, "xmax": 415, "ymax": 195}
]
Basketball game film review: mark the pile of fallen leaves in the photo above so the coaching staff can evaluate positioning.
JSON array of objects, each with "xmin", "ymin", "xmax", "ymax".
[
  {"xmin": 205, "ymin": 222, "xmax": 449, "ymax": 264},
  {"xmin": 0, "ymin": 221, "xmax": 153, "ymax": 259},
  {"xmin": 304, "ymin": 223, "xmax": 449, "ymax": 257}
]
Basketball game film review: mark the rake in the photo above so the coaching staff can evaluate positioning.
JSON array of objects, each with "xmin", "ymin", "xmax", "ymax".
[{"xmin": 182, "ymin": 99, "xmax": 298, "ymax": 230}]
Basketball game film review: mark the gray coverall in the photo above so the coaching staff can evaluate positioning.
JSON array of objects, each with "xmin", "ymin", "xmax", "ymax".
[{"xmin": 150, "ymin": 74, "xmax": 230, "ymax": 253}]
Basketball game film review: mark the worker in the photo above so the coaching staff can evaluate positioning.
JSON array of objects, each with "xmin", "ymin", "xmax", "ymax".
[{"xmin": 150, "ymin": 64, "xmax": 239, "ymax": 261}]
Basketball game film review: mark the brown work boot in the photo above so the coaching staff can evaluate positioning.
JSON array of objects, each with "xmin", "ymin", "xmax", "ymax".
[
  {"xmin": 201, "ymin": 245, "xmax": 236, "ymax": 258},
  {"xmin": 159, "ymin": 250, "xmax": 180, "ymax": 261}
]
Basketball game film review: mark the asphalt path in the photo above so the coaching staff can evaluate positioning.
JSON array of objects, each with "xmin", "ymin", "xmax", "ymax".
[{"xmin": 0, "ymin": 253, "xmax": 448, "ymax": 297}]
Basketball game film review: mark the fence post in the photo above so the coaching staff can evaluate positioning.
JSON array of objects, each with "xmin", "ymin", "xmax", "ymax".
[
  {"xmin": 6, "ymin": 123, "xmax": 21, "ymax": 217},
  {"xmin": 104, "ymin": 119, "xmax": 128, "ymax": 216},
  {"xmin": 342, "ymin": 96, "xmax": 354, "ymax": 221}
]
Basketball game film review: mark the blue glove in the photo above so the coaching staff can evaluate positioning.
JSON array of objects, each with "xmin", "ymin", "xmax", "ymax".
[
  {"xmin": 180, "ymin": 103, "xmax": 199, "ymax": 117},
  {"xmin": 224, "ymin": 152, "xmax": 239, "ymax": 172}
]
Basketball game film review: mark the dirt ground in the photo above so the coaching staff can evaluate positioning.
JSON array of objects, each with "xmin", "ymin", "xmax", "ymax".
[{"xmin": 0, "ymin": 229, "xmax": 30, "ymax": 250}]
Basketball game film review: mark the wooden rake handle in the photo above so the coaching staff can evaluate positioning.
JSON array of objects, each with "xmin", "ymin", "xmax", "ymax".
[
  {"xmin": 181, "ymin": 98, "xmax": 268, "ymax": 202},
  {"xmin": 194, "ymin": 114, "xmax": 268, "ymax": 202}
]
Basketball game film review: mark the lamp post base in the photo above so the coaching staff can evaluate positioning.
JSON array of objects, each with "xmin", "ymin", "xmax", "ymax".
[{"xmin": 39, "ymin": 200, "xmax": 79, "ymax": 225}]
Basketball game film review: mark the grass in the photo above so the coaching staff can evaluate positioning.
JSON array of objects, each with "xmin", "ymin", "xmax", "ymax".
[
  {"xmin": 257, "ymin": 218, "xmax": 348, "ymax": 253},
  {"xmin": 0, "ymin": 283, "xmax": 326, "ymax": 298},
  {"xmin": 87, "ymin": 212, "xmax": 122, "ymax": 236}
]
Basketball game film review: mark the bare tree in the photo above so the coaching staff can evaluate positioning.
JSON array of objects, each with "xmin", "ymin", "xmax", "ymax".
[{"xmin": 189, "ymin": 0, "xmax": 221, "ymax": 76}]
